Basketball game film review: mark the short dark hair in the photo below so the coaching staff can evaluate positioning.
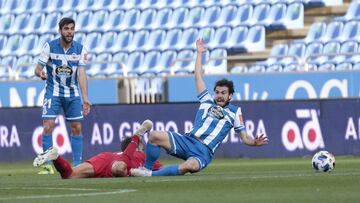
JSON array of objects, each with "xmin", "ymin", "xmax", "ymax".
[
  {"xmin": 214, "ymin": 78, "xmax": 234, "ymax": 94},
  {"xmin": 58, "ymin": 17, "xmax": 75, "ymax": 29},
  {"xmin": 121, "ymin": 137, "xmax": 132, "ymax": 151}
]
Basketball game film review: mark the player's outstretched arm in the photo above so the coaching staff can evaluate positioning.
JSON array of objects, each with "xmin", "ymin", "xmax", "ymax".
[
  {"xmin": 194, "ymin": 39, "xmax": 208, "ymax": 94},
  {"xmin": 78, "ymin": 67, "xmax": 91, "ymax": 116},
  {"xmin": 239, "ymin": 131, "xmax": 269, "ymax": 147}
]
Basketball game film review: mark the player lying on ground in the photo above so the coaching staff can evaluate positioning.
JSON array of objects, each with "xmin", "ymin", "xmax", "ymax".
[
  {"xmin": 33, "ymin": 120, "xmax": 162, "ymax": 179},
  {"xmin": 130, "ymin": 39, "xmax": 268, "ymax": 177}
]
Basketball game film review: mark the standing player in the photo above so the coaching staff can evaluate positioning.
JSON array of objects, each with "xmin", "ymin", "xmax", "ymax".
[
  {"xmin": 34, "ymin": 17, "xmax": 90, "ymax": 174},
  {"xmin": 131, "ymin": 39, "xmax": 268, "ymax": 177},
  {"xmin": 33, "ymin": 120, "xmax": 162, "ymax": 179}
]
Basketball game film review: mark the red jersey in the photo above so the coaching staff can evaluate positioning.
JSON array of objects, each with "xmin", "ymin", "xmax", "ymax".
[{"xmin": 86, "ymin": 151, "xmax": 162, "ymax": 178}]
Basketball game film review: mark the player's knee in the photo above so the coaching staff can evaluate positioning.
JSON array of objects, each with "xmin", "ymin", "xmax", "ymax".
[
  {"xmin": 70, "ymin": 122, "xmax": 82, "ymax": 135},
  {"xmin": 148, "ymin": 131, "xmax": 161, "ymax": 144},
  {"xmin": 43, "ymin": 121, "xmax": 54, "ymax": 133},
  {"xmin": 179, "ymin": 160, "xmax": 200, "ymax": 175},
  {"xmin": 111, "ymin": 161, "xmax": 127, "ymax": 177}
]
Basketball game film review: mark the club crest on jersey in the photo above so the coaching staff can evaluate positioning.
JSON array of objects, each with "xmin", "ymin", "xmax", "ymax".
[
  {"xmin": 55, "ymin": 64, "xmax": 73, "ymax": 77},
  {"xmin": 208, "ymin": 106, "xmax": 225, "ymax": 119}
]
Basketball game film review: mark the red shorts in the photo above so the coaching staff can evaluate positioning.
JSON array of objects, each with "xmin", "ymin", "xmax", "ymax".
[{"xmin": 86, "ymin": 152, "xmax": 127, "ymax": 178}]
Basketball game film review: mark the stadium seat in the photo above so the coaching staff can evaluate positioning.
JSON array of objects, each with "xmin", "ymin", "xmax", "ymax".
[
  {"xmin": 1, "ymin": 56, "xmax": 17, "ymax": 79},
  {"xmin": 76, "ymin": 11, "xmax": 93, "ymax": 33},
  {"xmin": 32, "ymin": 34, "xmax": 54, "ymax": 56},
  {"xmin": 83, "ymin": 32, "xmax": 102, "ymax": 54},
  {"xmin": 39, "ymin": 12, "xmax": 62, "ymax": 35},
  {"xmin": 117, "ymin": 9, "xmax": 141, "ymax": 31},
  {"xmin": 176, "ymin": 28, "xmax": 198, "ymax": 51},
  {"xmin": 137, "ymin": 51, "xmax": 161, "ymax": 75},
  {"xmin": 337, "ymin": 21, "xmax": 359, "ymax": 43},
  {"xmin": 0, "ymin": 35, "xmax": 8, "ymax": 52},
  {"xmin": 158, "ymin": 29, "xmax": 182, "ymax": 51},
  {"xmin": 207, "ymin": 26, "xmax": 231, "ymax": 50},
  {"xmin": 267, "ymin": 3, "xmax": 287, "ymax": 29},
  {"xmin": 0, "ymin": 34, "xmax": 22, "ymax": 57},
  {"xmin": 138, "ymin": 29, "xmax": 166, "ymax": 52},
  {"xmin": 241, "ymin": 25, "xmax": 266, "ymax": 52},
  {"xmin": 198, "ymin": 27, "xmax": 215, "ymax": 44},
  {"xmin": 96, "ymin": 32, "xmax": 117, "ymax": 54},
  {"xmin": 9, "ymin": 13, "xmax": 30, "ymax": 35},
  {"xmin": 124, "ymin": 51, "xmax": 145, "ymax": 76},
  {"xmin": 106, "ymin": 52, "xmax": 128, "ymax": 77},
  {"xmin": 255, "ymin": 43, "xmax": 288, "ymax": 72},
  {"xmin": 196, "ymin": 6, "xmax": 221, "ymax": 28},
  {"xmin": 304, "ymin": 42, "xmax": 324, "ymax": 71},
  {"xmin": 0, "ymin": 0, "xmax": 18, "ymax": 14},
  {"xmin": 74, "ymin": 32, "xmax": 86, "ymax": 44},
  {"xmin": 335, "ymin": 62, "xmax": 352, "ymax": 71},
  {"xmin": 145, "ymin": 50, "xmax": 177, "ymax": 75},
  {"xmin": 126, "ymin": 30, "xmax": 149, "ymax": 52},
  {"xmin": 228, "ymin": 3, "xmax": 253, "ymax": 27},
  {"xmin": 22, "ymin": 12, "xmax": 46, "ymax": 35},
  {"xmin": 62, "ymin": 11, "xmax": 78, "ymax": 22},
  {"xmin": 282, "ymin": 2, "xmax": 304, "ymax": 29},
  {"xmin": 298, "ymin": 22, "xmax": 326, "ymax": 44},
  {"xmin": 12, "ymin": 0, "xmax": 34, "ymax": 14},
  {"xmin": 133, "ymin": 8, "xmax": 157, "ymax": 30},
  {"xmin": 148, "ymin": 8, "xmax": 172, "ymax": 30},
  {"xmin": 110, "ymin": 31, "xmax": 133, "ymax": 53},
  {"xmin": 101, "ymin": 9, "xmax": 124, "ymax": 32},
  {"xmin": 226, "ymin": 26, "xmax": 249, "ymax": 51},
  {"xmin": 17, "ymin": 34, "xmax": 38, "ymax": 57},
  {"xmin": 182, "ymin": 6, "xmax": 205, "ymax": 29},
  {"xmin": 334, "ymin": 1, "xmax": 360, "ymax": 22},
  {"xmin": 16, "ymin": 55, "xmax": 36, "ymax": 79},
  {"xmin": 0, "ymin": 14, "xmax": 15, "ymax": 35},
  {"xmin": 282, "ymin": 42, "xmax": 306, "ymax": 72},
  {"xmin": 165, "ymin": 7, "xmax": 189, "ymax": 30},
  {"xmin": 245, "ymin": 3, "xmax": 271, "ymax": 27},
  {"xmin": 87, "ymin": 53, "xmax": 112, "ymax": 77},
  {"xmin": 212, "ymin": 5, "xmax": 238, "ymax": 28},
  {"xmin": 56, "ymin": 0, "xmax": 80, "ymax": 13},
  {"xmin": 82, "ymin": 10, "xmax": 109, "ymax": 33},
  {"xmin": 173, "ymin": 50, "xmax": 195, "ymax": 75},
  {"xmin": 336, "ymin": 41, "xmax": 360, "ymax": 64},
  {"xmin": 74, "ymin": 0, "xmax": 98, "ymax": 12},
  {"xmin": 318, "ymin": 21, "xmax": 343, "ymax": 43},
  {"xmin": 203, "ymin": 49, "xmax": 228, "ymax": 74}
]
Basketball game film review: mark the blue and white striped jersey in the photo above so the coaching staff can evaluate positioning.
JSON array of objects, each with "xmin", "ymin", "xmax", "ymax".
[
  {"xmin": 188, "ymin": 90, "xmax": 245, "ymax": 153},
  {"xmin": 38, "ymin": 38, "xmax": 87, "ymax": 97}
]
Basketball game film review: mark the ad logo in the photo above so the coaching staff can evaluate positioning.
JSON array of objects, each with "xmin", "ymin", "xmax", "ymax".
[
  {"xmin": 282, "ymin": 109, "xmax": 324, "ymax": 151},
  {"xmin": 32, "ymin": 115, "xmax": 72, "ymax": 155}
]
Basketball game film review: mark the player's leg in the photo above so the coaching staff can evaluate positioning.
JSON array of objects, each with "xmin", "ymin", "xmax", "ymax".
[
  {"xmin": 39, "ymin": 95, "xmax": 61, "ymax": 174},
  {"xmin": 143, "ymin": 131, "xmax": 172, "ymax": 170},
  {"xmin": 68, "ymin": 162, "xmax": 95, "ymax": 179},
  {"xmin": 63, "ymin": 97, "xmax": 84, "ymax": 167}
]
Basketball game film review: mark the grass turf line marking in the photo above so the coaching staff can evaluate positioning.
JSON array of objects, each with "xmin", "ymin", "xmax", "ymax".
[
  {"xmin": 0, "ymin": 187, "xmax": 98, "ymax": 191},
  {"xmin": 0, "ymin": 189, "xmax": 136, "ymax": 201}
]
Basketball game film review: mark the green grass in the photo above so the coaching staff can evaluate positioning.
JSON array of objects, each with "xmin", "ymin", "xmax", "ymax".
[{"xmin": 1, "ymin": 157, "xmax": 360, "ymax": 203}]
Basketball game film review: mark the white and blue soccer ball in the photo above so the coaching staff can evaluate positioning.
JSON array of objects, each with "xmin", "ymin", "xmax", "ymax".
[{"xmin": 312, "ymin": 151, "xmax": 336, "ymax": 172}]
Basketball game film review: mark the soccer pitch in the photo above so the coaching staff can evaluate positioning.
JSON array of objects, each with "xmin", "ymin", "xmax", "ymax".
[{"xmin": 1, "ymin": 157, "xmax": 359, "ymax": 203}]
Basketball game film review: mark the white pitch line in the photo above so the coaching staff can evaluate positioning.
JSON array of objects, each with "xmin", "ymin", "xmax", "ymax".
[
  {"xmin": 0, "ymin": 189, "xmax": 136, "ymax": 201},
  {"xmin": 0, "ymin": 187, "xmax": 98, "ymax": 191}
]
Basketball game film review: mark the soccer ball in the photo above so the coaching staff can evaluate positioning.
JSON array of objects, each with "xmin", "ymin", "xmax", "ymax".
[{"xmin": 312, "ymin": 151, "xmax": 336, "ymax": 172}]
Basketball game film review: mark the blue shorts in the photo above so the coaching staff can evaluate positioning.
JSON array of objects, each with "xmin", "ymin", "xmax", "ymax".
[
  {"xmin": 42, "ymin": 94, "xmax": 83, "ymax": 121},
  {"xmin": 167, "ymin": 131, "xmax": 213, "ymax": 171}
]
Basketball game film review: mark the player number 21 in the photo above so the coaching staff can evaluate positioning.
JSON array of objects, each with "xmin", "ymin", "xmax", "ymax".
[{"xmin": 43, "ymin": 98, "xmax": 52, "ymax": 109}]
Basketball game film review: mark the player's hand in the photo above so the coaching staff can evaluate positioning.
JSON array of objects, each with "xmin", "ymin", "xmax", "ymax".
[
  {"xmin": 196, "ymin": 38, "xmax": 207, "ymax": 54},
  {"xmin": 83, "ymin": 100, "xmax": 91, "ymax": 116},
  {"xmin": 254, "ymin": 134, "xmax": 268, "ymax": 146},
  {"xmin": 39, "ymin": 71, "xmax": 47, "ymax": 80}
]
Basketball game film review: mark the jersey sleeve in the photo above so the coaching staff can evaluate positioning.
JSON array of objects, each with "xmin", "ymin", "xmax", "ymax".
[
  {"xmin": 233, "ymin": 107, "xmax": 246, "ymax": 133},
  {"xmin": 197, "ymin": 89, "xmax": 213, "ymax": 104},
  {"xmin": 37, "ymin": 42, "xmax": 50, "ymax": 66},
  {"xmin": 78, "ymin": 45, "xmax": 88, "ymax": 67}
]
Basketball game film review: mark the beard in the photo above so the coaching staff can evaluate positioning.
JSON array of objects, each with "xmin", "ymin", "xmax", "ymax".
[{"xmin": 61, "ymin": 34, "xmax": 73, "ymax": 44}]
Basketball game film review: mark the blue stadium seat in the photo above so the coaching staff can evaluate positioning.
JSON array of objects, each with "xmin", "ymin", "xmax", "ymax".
[
  {"xmin": 96, "ymin": 32, "xmax": 117, "ymax": 54},
  {"xmin": 149, "ymin": 8, "xmax": 172, "ymax": 30},
  {"xmin": 87, "ymin": 53, "xmax": 112, "ymax": 77},
  {"xmin": 32, "ymin": 0, "xmax": 49, "ymax": 13},
  {"xmin": 125, "ymin": 51, "xmax": 145, "ymax": 76},
  {"xmin": 0, "ymin": 14, "xmax": 15, "ymax": 35},
  {"xmin": 146, "ymin": 50, "xmax": 177, "ymax": 75},
  {"xmin": 57, "ymin": 0, "xmax": 80, "ymax": 13},
  {"xmin": 257, "ymin": 44, "xmax": 289, "ymax": 72},
  {"xmin": 138, "ymin": 29, "xmax": 166, "ymax": 52},
  {"xmin": 101, "ymin": 9, "xmax": 124, "ymax": 32},
  {"xmin": 197, "ymin": 6, "xmax": 221, "ymax": 28},
  {"xmin": 39, "ymin": 12, "xmax": 62, "ymax": 35},
  {"xmin": 17, "ymin": 34, "xmax": 38, "ymax": 57},
  {"xmin": 23, "ymin": 13, "xmax": 46, "ymax": 35},
  {"xmin": 226, "ymin": 26, "xmax": 249, "ymax": 51},
  {"xmin": 0, "ymin": 56, "xmax": 15, "ymax": 80},
  {"xmin": 228, "ymin": 3, "xmax": 253, "ymax": 27},
  {"xmin": 304, "ymin": 42, "xmax": 324, "ymax": 71},
  {"xmin": 106, "ymin": 52, "xmax": 128, "ymax": 77},
  {"xmin": 173, "ymin": 50, "xmax": 195, "ymax": 75},
  {"xmin": 137, "ymin": 51, "xmax": 161, "ymax": 75},
  {"xmin": 9, "ymin": 13, "xmax": 30, "ymax": 35},
  {"xmin": 212, "ymin": 5, "xmax": 238, "ymax": 28},
  {"xmin": 76, "ymin": 11, "xmax": 93, "ymax": 33},
  {"xmin": 0, "ymin": 34, "xmax": 22, "ymax": 57},
  {"xmin": 110, "ymin": 31, "xmax": 133, "ymax": 53},
  {"xmin": 198, "ymin": 27, "xmax": 215, "ymax": 44},
  {"xmin": 165, "ymin": 7, "xmax": 189, "ymax": 29},
  {"xmin": 267, "ymin": 3, "xmax": 287, "ymax": 29},
  {"xmin": 62, "ymin": 10, "xmax": 77, "ymax": 21},
  {"xmin": 242, "ymin": 25, "xmax": 266, "ymax": 52},
  {"xmin": 246, "ymin": 3, "xmax": 271, "ymax": 27},
  {"xmin": 317, "ymin": 42, "xmax": 341, "ymax": 71},
  {"xmin": 319, "ymin": 21, "xmax": 343, "ymax": 43},
  {"xmin": 117, "ymin": 9, "xmax": 141, "ymax": 31},
  {"xmin": 298, "ymin": 22, "xmax": 326, "ymax": 44},
  {"xmin": 74, "ymin": 32, "xmax": 86, "ymax": 44},
  {"xmin": 0, "ymin": 35, "xmax": 8, "ymax": 52},
  {"xmin": 100, "ymin": 0, "xmax": 125, "ymax": 11},
  {"xmin": 83, "ymin": 32, "xmax": 102, "ymax": 54},
  {"xmin": 283, "ymin": 42, "xmax": 306, "ymax": 72},
  {"xmin": 203, "ymin": 49, "xmax": 227, "ymax": 74},
  {"xmin": 282, "ymin": 2, "xmax": 304, "ymax": 29},
  {"xmin": 0, "ymin": 0, "xmax": 18, "ymax": 14},
  {"xmin": 182, "ymin": 6, "xmax": 205, "ymax": 29},
  {"xmin": 134, "ymin": 8, "xmax": 157, "ymax": 30},
  {"xmin": 83, "ymin": 10, "xmax": 109, "ymax": 33},
  {"xmin": 207, "ymin": 26, "xmax": 231, "ymax": 50},
  {"xmin": 16, "ymin": 55, "xmax": 36, "ymax": 79},
  {"xmin": 176, "ymin": 28, "xmax": 198, "ymax": 51},
  {"xmin": 126, "ymin": 30, "xmax": 149, "ymax": 52},
  {"xmin": 33, "ymin": 34, "xmax": 54, "ymax": 56},
  {"xmin": 158, "ymin": 29, "xmax": 182, "ymax": 51},
  {"xmin": 337, "ymin": 21, "xmax": 359, "ymax": 42},
  {"xmin": 334, "ymin": 1, "xmax": 360, "ymax": 22},
  {"xmin": 12, "ymin": 0, "xmax": 34, "ymax": 14},
  {"xmin": 336, "ymin": 41, "xmax": 359, "ymax": 64}
]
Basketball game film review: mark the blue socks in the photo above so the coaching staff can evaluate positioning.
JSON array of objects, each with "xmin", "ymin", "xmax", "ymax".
[
  {"xmin": 144, "ymin": 143, "xmax": 160, "ymax": 169},
  {"xmin": 42, "ymin": 134, "xmax": 53, "ymax": 152},
  {"xmin": 71, "ymin": 135, "xmax": 83, "ymax": 167},
  {"xmin": 152, "ymin": 165, "xmax": 180, "ymax": 176}
]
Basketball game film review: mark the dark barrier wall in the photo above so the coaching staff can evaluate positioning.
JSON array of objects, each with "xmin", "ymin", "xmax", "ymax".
[{"xmin": 0, "ymin": 99, "xmax": 360, "ymax": 162}]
